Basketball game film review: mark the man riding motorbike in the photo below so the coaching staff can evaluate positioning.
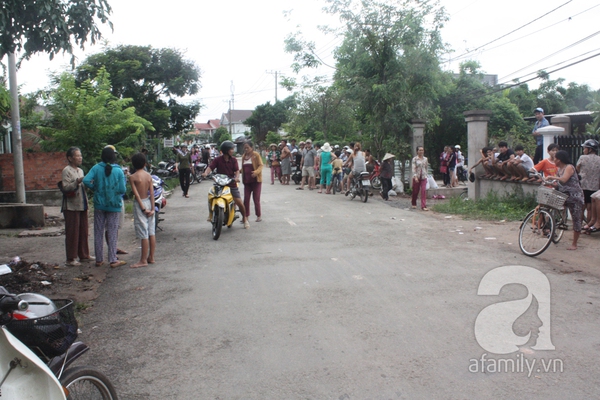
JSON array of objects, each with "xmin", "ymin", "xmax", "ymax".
[{"xmin": 202, "ymin": 141, "xmax": 249, "ymax": 229}]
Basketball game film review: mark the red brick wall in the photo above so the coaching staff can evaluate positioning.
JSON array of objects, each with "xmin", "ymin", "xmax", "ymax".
[{"xmin": 0, "ymin": 152, "xmax": 67, "ymax": 191}]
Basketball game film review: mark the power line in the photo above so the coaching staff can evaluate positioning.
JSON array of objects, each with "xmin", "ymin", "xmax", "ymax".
[
  {"xmin": 447, "ymin": 0, "xmax": 573, "ymax": 63},
  {"xmin": 499, "ymin": 29, "xmax": 600, "ymax": 81},
  {"xmin": 449, "ymin": 3, "xmax": 600, "ymax": 64}
]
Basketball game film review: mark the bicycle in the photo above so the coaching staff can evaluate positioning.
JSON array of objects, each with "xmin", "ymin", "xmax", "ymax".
[{"xmin": 518, "ymin": 174, "xmax": 570, "ymax": 257}]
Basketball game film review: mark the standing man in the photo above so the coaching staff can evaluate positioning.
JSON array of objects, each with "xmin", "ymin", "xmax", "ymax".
[
  {"xmin": 296, "ymin": 139, "xmax": 318, "ymax": 190},
  {"xmin": 175, "ymin": 144, "xmax": 192, "ymax": 198},
  {"xmin": 532, "ymin": 107, "xmax": 549, "ymax": 164}
]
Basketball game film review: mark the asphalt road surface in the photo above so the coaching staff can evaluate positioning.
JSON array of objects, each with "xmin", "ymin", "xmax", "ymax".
[{"xmin": 80, "ymin": 170, "xmax": 600, "ymax": 399}]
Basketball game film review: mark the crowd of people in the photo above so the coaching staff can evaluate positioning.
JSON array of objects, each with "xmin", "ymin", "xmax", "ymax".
[
  {"xmin": 62, "ymin": 145, "xmax": 156, "ymax": 269},
  {"xmin": 468, "ymin": 137, "xmax": 600, "ymax": 251}
]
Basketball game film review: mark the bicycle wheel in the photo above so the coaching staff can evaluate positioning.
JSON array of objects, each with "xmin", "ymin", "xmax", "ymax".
[
  {"xmin": 332, "ymin": 176, "xmax": 338, "ymax": 195},
  {"xmin": 551, "ymin": 208, "xmax": 569, "ymax": 244},
  {"xmin": 519, "ymin": 208, "xmax": 554, "ymax": 257},
  {"xmin": 60, "ymin": 366, "xmax": 118, "ymax": 400}
]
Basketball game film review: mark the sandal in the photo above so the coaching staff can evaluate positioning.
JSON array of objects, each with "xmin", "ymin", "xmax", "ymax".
[
  {"xmin": 95, "ymin": 262, "xmax": 104, "ymax": 267},
  {"xmin": 244, "ymin": 221, "xmax": 250, "ymax": 229},
  {"xmin": 296, "ymin": 187, "xmax": 304, "ymax": 190},
  {"xmin": 588, "ymin": 226, "xmax": 599, "ymax": 234},
  {"xmin": 110, "ymin": 260, "xmax": 127, "ymax": 268},
  {"xmin": 117, "ymin": 249, "xmax": 128, "ymax": 255}
]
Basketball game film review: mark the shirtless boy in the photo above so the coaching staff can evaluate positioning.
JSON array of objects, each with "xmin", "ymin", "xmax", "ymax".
[{"xmin": 129, "ymin": 153, "xmax": 156, "ymax": 268}]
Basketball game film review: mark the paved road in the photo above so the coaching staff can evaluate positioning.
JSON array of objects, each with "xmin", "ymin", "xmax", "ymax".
[{"xmin": 81, "ymin": 170, "xmax": 600, "ymax": 399}]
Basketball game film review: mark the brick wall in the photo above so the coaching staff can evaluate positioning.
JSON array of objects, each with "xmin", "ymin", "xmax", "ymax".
[{"xmin": 0, "ymin": 152, "xmax": 67, "ymax": 191}]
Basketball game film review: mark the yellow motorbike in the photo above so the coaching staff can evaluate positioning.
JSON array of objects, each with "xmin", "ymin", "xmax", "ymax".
[{"xmin": 207, "ymin": 174, "xmax": 239, "ymax": 240}]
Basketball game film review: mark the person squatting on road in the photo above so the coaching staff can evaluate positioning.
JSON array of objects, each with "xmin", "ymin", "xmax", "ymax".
[
  {"xmin": 83, "ymin": 146, "xmax": 127, "ymax": 268},
  {"xmin": 203, "ymin": 140, "xmax": 249, "ymax": 229},
  {"xmin": 547, "ymin": 150, "xmax": 585, "ymax": 251},
  {"xmin": 129, "ymin": 153, "xmax": 156, "ymax": 268},
  {"xmin": 380, "ymin": 153, "xmax": 395, "ymax": 201},
  {"xmin": 241, "ymin": 141, "xmax": 263, "ymax": 222},
  {"xmin": 175, "ymin": 143, "xmax": 192, "ymax": 198},
  {"xmin": 411, "ymin": 146, "xmax": 429, "ymax": 211},
  {"xmin": 61, "ymin": 147, "xmax": 93, "ymax": 266}
]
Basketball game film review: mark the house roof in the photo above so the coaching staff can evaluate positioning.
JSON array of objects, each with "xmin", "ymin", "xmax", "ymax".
[{"xmin": 221, "ymin": 110, "xmax": 253, "ymax": 124}]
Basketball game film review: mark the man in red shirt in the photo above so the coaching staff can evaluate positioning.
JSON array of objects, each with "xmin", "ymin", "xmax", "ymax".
[{"xmin": 203, "ymin": 141, "xmax": 249, "ymax": 228}]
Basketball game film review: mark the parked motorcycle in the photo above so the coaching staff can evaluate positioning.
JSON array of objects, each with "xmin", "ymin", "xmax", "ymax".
[
  {"xmin": 154, "ymin": 160, "xmax": 177, "ymax": 178},
  {"xmin": 152, "ymin": 174, "xmax": 167, "ymax": 231},
  {"xmin": 291, "ymin": 165, "xmax": 302, "ymax": 185},
  {"xmin": 207, "ymin": 174, "xmax": 240, "ymax": 240},
  {"xmin": 346, "ymin": 171, "xmax": 371, "ymax": 203},
  {"xmin": 191, "ymin": 162, "xmax": 208, "ymax": 184},
  {"xmin": 369, "ymin": 161, "xmax": 382, "ymax": 190},
  {"xmin": 0, "ymin": 287, "xmax": 118, "ymax": 399}
]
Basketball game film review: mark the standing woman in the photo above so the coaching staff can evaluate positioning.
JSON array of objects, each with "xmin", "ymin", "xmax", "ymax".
[
  {"xmin": 83, "ymin": 146, "xmax": 127, "ymax": 268},
  {"xmin": 439, "ymin": 146, "xmax": 450, "ymax": 187},
  {"xmin": 380, "ymin": 153, "xmax": 394, "ymax": 201},
  {"xmin": 280, "ymin": 140, "xmax": 292, "ymax": 185},
  {"xmin": 318, "ymin": 142, "xmax": 334, "ymax": 194},
  {"xmin": 268, "ymin": 143, "xmax": 281, "ymax": 184},
  {"xmin": 241, "ymin": 141, "xmax": 264, "ymax": 222},
  {"xmin": 62, "ymin": 147, "xmax": 92, "ymax": 266},
  {"xmin": 547, "ymin": 150, "xmax": 585, "ymax": 250},
  {"xmin": 412, "ymin": 146, "xmax": 429, "ymax": 211}
]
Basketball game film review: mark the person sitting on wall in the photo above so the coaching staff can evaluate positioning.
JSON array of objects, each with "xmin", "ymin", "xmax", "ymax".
[
  {"xmin": 507, "ymin": 144, "xmax": 534, "ymax": 181},
  {"xmin": 468, "ymin": 147, "xmax": 494, "ymax": 178},
  {"xmin": 491, "ymin": 141, "xmax": 515, "ymax": 180}
]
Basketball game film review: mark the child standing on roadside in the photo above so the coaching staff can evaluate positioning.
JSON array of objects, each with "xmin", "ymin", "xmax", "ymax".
[{"xmin": 129, "ymin": 153, "xmax": 156, "ymax": 268}]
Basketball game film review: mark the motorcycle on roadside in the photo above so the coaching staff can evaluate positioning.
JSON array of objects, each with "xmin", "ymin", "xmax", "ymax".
[
  {"xmin": 206, "ymin": 173, "xmax": 240, "ymax": 240},
  {"xmin": 152, "ymin": 174, "xmax": 167, "ymax": 231},
  {"xmin": 346, "ymin": 171, "xmax": 371, "ymax": 203},
  {"xmin": 0, "ymin": 287, "xmax": 118, "ymax": 399}
]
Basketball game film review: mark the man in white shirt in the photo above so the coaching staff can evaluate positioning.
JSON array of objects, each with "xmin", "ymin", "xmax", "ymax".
[{"xmin": 508, "ymin": 144, "xmax": 534, "ymax": 181}]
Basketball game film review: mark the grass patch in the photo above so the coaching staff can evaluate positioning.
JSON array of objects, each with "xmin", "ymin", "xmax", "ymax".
[{"xmin": 432, "ymin": 190, "xmax": 537, "ymax": 221}]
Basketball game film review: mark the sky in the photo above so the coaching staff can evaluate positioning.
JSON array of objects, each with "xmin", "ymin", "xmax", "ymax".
[{"xmin": 9, "ymin": 0, "xmax": 600, "ymax": 123}]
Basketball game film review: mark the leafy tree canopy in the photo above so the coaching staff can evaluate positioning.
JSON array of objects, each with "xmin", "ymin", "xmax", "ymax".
[
  {"xmin": 75, "ymin": 45, "xmax": 201, "ymax": 138},
  {"xmin": 0, "ymin": 0, "xmax": 112, "ymax": 63},
  {"xmin": 286, "ymin": 0, "xmax": 448, "ymax": 159},
  {"xmin": 38, "ymin": 67, "xmax": 153, "ymax": 170},
  {"xmin": 245, "ymin": 97, "xmax": 295, "ymax": 144}
]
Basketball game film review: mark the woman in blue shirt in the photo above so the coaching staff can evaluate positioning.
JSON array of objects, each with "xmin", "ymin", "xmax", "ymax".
[{"xmin": 83, "ymin": 146, "xmax": 127, "ymax": 268}]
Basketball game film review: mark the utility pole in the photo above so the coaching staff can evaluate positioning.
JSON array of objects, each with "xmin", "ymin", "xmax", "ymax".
[
  {"xmin": 228, "ymin": 100, "xmax": 232, "ymax": 137},
  {"xmin": 230, "ymin": 81, "xmax": 235, "ymax": 110},
  {"xmin": 266, "ymin": 70, "xmax": 278, "ymax": 103},
  {"xmin": 8, "ymin": 53, "xmax": 25, "ymax": 203}
]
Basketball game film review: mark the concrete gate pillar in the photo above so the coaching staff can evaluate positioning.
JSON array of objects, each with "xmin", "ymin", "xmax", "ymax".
[
  {"xmin": 539, "ymin": 125, "xmax": 566, "ymax": 159},
  {"xmin": 411, "ymin": 119, "xmax": 426, "ymax": 158},
  {"xmin": 550, "ymin": 114, "xmax": 571, "ymax": 136},
  {"xmin": 464, "ymin": 110, "xmax": 492, "ymax": 201}
]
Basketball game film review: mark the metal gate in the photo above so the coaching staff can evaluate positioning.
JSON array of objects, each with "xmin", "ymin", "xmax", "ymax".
[{"xmin": 555, "ymin": 134, "xmax": 600, "ymax": 162}]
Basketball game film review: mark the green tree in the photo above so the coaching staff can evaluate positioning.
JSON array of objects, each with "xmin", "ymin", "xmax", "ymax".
[
  {"xmin": 245, "ymin": 98, "xmax": 295, "ymax": 144},
  {"xmin": 213, "ymin": 126, "xmax": 231, "ymax": 146},
  {"xmin": 286, "ymin": 0, "xmax": 448, "ymax": 159},
  {"xmin": 75, "ymin": 45, "xmax": 201, "ymax": 138},
  {"xmin": 0, "ymin": 0, "xmax": 112, "ymax": 63},
  {"xmin": 287, "ymin": 85, "xmax": 357, "ymax": 144},
  {"xmin": 38, "ymin": 68, "xmax": 153, "ymax": 169}
]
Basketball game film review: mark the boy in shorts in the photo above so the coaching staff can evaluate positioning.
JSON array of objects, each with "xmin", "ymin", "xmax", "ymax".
[{"xmin": 129, "ymin": 153, "xmax": 156, "ymax": 268}]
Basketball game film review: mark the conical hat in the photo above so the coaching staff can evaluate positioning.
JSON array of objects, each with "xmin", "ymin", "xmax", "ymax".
[{"xmin": 382, "ymin": 153, "xmax": 395, "ymax": 161}]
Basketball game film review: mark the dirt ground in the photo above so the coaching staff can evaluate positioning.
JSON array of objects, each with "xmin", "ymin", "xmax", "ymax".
[
  {"xmin": 0, "ymin": 206, "xmax": 139, "ymax": 304},
  {"xmin": 0, "ymin": 197, "xmax": 597, "ymax": 304}
]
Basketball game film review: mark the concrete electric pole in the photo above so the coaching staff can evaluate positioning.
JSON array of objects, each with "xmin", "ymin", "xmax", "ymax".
[{"xmin": 8, "ymin": 53, "xmax": 25, "ymax": 203}]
